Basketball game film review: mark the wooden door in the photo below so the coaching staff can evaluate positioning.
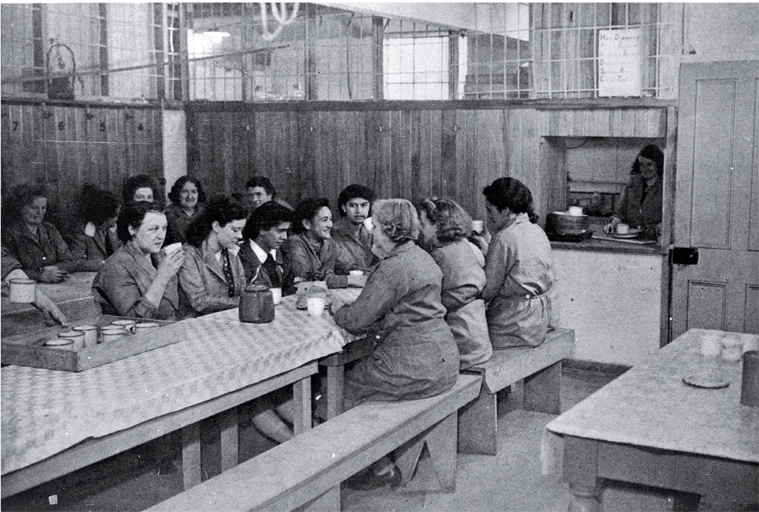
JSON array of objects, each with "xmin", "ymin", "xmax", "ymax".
[{"xmin": 671, "ymin": 61, "xmax": 759, "ymax": 338}]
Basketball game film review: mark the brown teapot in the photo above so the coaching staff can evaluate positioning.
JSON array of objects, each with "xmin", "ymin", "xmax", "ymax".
[{"xmin": 239, "ymin": 284, "xmax": 275, "ymax": 323}]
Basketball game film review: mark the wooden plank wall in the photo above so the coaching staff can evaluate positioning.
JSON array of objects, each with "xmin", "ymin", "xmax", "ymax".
[
  {"xmin": 186, "ymin": 104, "xmax": 667, "ymax": 225},
  {"xmin": 1, "ymin": 101, "xmax": 163, "ymax": 231}
]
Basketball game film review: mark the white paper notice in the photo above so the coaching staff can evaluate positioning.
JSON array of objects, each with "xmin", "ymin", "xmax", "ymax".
[{"xmin": 598, "ymin": 29, "xmax": 642, "ymax": 97}]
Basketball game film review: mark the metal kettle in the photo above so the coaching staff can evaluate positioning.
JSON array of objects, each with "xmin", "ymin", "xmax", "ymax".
[{"xmin": 239, "ymin": 284, "xmax": 275, "ymax": 323}]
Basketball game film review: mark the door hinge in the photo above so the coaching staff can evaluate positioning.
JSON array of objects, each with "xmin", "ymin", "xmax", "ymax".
[{"xmin": 671, "ymin": 247, "xmax": 698, "ymax": 265}]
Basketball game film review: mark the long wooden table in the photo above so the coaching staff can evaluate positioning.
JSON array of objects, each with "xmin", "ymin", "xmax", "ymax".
[
  {"xmin": 544, "ymin": 329, "xmax": 759, "ymax": 511},
  {"xmin": 1, "ymin": 289, "xmax": 356, "ymax": 498}
]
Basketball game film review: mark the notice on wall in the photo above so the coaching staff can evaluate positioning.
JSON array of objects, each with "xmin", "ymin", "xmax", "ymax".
[{"xmin": 598, "ymin": 28, "xmax": 642, "ymax": 97}]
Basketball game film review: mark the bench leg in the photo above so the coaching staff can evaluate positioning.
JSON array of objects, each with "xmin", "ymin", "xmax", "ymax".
[
  {"xmin": 395, "ymin": 413, "xmax": 458, "ymax": 492},
  {"xmin": 182, "ymin": 423, "xmax": 201, "ymax": 490},
  {"xmin": 220, "ymin": 408, "xmax": 238, "ymax": 472},
  {"xmin": 458, "ymin": 386, "xmax": 498, "ymax": 455},
  {"xmin": 523, "ymin": 361, "xmax": 562, "ymax": 414},
  {"xmin": 293, "ymin": 377, "xmax": 312, "ymax": 435}
]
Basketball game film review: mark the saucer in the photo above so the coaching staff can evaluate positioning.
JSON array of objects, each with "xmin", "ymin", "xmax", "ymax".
[
  {"xmin": 612, "ymin": 232, "xmax": 640, "ymax": 239},
  {"xmin": 682, "ymin": 373, "xmax": 729, "ymax": 389}
]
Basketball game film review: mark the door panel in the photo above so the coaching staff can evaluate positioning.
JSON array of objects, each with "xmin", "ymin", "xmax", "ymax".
[{"xmin": 672, "ymin": 61, "xmax": 759, "ymax": 338}]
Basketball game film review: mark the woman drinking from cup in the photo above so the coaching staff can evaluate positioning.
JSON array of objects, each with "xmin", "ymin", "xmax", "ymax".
[
  {"xmin": 282, "ymin": 198, "xmax": 365, "ymax": 291},
  {"xmin": 482, "ymin": 178, "xmax": 555, "ymax": 348},
  {"xmin": 177, "ymin": 196, "xmax": 247, "ymax": 318},
  {"xmin": 417, "ymin": 197, "xmax": 493, "ymax": 370},
  {"xmin": 329, "ymin": 199, "xmax": 459, "ymax": 490},
  {"xmin": 2, "ymin": 183, "xmax": 77, "ymax": 282},
  {"xmin": 603, "ymin": 144, "xmax": 664, "ymax": 240},
  {"xmin": 165, "ymin": 176, "xmax": 207, "ymax": 245},
  {"xmin": 93, "ymin": 202, "xmax": 184, "ymax": 320}
]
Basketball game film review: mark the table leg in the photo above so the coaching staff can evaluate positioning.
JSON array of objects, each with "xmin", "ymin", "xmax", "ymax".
[
  {"xmin": 293, "ymin": 377, "xmax": 312, "ymax": 435},
  {"xmin": 220, "ymin": 408, "xmax": 239, "ymax": 472},
  {"xmin": 325, "ymin": 365, "xmax": 344, "ymax": 419},
  {"xmin": 182, "ymin": 423, "xmax": 201, "ymax": 490},
  {"xmin": 564, "ymin": 436, "xmax": 601, "ymax": 512}
]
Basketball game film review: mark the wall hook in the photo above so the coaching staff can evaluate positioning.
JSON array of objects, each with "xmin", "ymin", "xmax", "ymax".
[
  {"xmin": 453, "ymin": 125, "xmax": 461, "ymax": 132},
  {"xmin": 377, "ymin": 126, "xmax": 383, "ymax": 133}
]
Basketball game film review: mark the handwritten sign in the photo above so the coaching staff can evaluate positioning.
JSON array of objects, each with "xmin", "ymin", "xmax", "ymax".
[{"xmin": 598, "ymin": 28, "xmax": 642, "ymax": 97}]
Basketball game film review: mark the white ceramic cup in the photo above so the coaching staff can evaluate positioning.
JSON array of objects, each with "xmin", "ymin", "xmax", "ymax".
[
  {"xmin": 270, "ymin": 287, "xmax": 282, "ymax": 305},
  {"xmin": 568, "ymin": 206, "xmax": 583, "ymax": 216},
  {"xmin": 701, "ymin": 335, "xmax": 722, "ymax": 358},
  {"xmin": 100, "ymin": 326, "xmax": 128, "ymax": 343},
  {"xmin": 349, "ymin": 270, "xmax": 364, "ymax": 277},
  {"xmin": 44, "ymin": 338, "xmax": 74, "ymax": 351},
  {"xmin": 163, "ymin": 242, "xmax": 182, "ymax": 255},
  {"xmin": 721, "ymin": 338, "xmax": 744, "ymax": 362},
  {"xmin": 616, "ymin": 223, "xmax": 630, "ymax": 235},
  {"xmin": 8, "ymin": 278, "xmax": 36, "ymax": 303},
  {"xmin": 307, "ymin": 296, "xmax": 326, "ymax": 317},
  {"xmin": 58, "ymin": 330, "xmax": 85, "ymax": 351},
  {"xmin": 111, "ymin": 319, "xmax": 136, "ymax": 334},
  {"xmin": 471, "ymin": 220, "xmax": 484, "ymax": 233},
  {"xmin": 73, "ymin": 325, "xmax": 98, "ymax": 347},
  {"xmin": 134, "ymin": 322, "xmax": 160, "ymax": 334}
]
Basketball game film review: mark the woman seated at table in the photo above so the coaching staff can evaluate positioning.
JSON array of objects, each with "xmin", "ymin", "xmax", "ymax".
[
  {"xmin": 482, "ymin": 177, "xmax": 554, "ymax": 348},
  {"xmin": 66, "ymin": 185, "xmax": 122, "ymax": 272},
  {"xmin": 93, "ymin": 202, "xmax": 184, "ymax": 320},
  {"xmin": 2, "ymin": 244, "xmax": 69, "ymax": 326},
  {"xmin": 239, "ymin": 201, "xmax": 294, "ymax": 288},
  {"xmin": 282, "ymin": 198, "xmax": 365, "ymax": 291},
  {"xmin": 603, "ymin": 144, "xmax": 664, "ymax": 240},
  {"xmin": 122, "ymin": 174, "xmax": 158, "ymax": 205},
  {"xmin": 165, "ymin": 176, "xmax": 206, "ymax": 245},
  {"xmin": 177, "ymin": 196, "xmax": 247, "ymax": 319},
  {"xmin": 417, "ymin": 197, "xmax": 492, "ymax": 370},
  {"xmin": 329, "ymin": 198, "xmax": 460, "ymax": 490},
  {"xmin": 1, "ymin": 183, "xmax": 78, "ymax": 282}
]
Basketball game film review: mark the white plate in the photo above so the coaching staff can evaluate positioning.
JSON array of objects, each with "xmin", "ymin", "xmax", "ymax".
[
  {"xmin": 682, "ymin": 373, "xmax": 729, "ymax": 389},
  {"xmin": 612, "ymin": 232, "xmax": 640, "ymax": 239}
]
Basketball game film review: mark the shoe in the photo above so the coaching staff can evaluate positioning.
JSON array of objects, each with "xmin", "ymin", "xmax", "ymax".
[{"xmin": 345, "ymin": 465, "xmax": 401, "ymax": 491}]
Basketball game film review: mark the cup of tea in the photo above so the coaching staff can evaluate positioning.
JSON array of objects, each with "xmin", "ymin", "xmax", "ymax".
[
  {"xmin": 721, "ymin": 338, "xmax": 744, "ymax": 363},
  {"xmin": 134, "ymin": 322, "xmax": 160, "ymax": 334},
  {"xmin": 270, "ymin": 287, "xmax": 282, "ymax": 305},
  {"xmin": 44, "ymin": 338, "xmax": 74, "ymax": 351},
  {"xmin": 58, "ymin": 330, "xmax": 85, "ymax": 351},
  {"xmin": 111, "ymin": 319, "xmax": 136, "ymax": 334},
  {"xmin": 616, "ymin": 223, "xmax": 630, "ymax": 235},
  {"xmin": 568, "ymin": 206, "xmax": 583, "ymax": 217},
  {"xmin": 471, "ymin": 220, "xmax": 484, "ymax": 234},
  {"xmin": 307, "ymin": 296, "xmax": 326, "ymax": 317},
  {"xmin": 73, "ymin": 325, "xmax": 98, "ymax": 347},
  {"xmin": 163, "ymin": 242, "xmax": 182, "ymax": 256},
  {"xmin": 701, "ymin": 334, "xmax": 722, "ymax": 358},
  {"xmin": 100, "ymin": 325, "xmax": 128, "ymax": 343},
  {"xmin": 8, "ymin": 278, "xmax": 36, "ymax": 303}
]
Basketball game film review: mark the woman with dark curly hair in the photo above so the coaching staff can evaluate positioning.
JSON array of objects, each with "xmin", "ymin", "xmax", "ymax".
[
  {"xmin": 417, "ymin": 197, "xmax": 492, "ymax": 370},
  {"xmin": 93, "ymin": 202, "xmax": 184, "ymax": 320},
  {"xmin": 604, "ymin": 144, "xmax": 665, "ymax": 240},
  {"xmin": 329, "ymin": 198, "xmax": 459, "ymax": 490},
  {"xmin": 482, "ymin": 177, "xmax": 554, "ymax": 348},
  {"xmin": 2, "ymin": 183, "xmax": 77, "ymax": 282},
  {"xmin": 122, "ymin": 174, "xmax": 159, "ymax": 205},
  {"xmin": 177, "ymin": 195, "xmax": 247, "ymax": 319},
  {"xmin": 66, "ymin": 185, "xmax": 122, "ymax": 271},
  {"xmin": 165, "ymin": 176, "xmax": 207, "ymax": 245},
  {"xmin": 281, "ymin": 198, "xmax": 365, "ymax": 291}
]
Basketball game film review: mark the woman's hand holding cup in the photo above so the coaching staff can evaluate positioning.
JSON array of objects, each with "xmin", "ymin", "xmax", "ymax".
[
  {"xmin": 157, "ymin": 246, "xmax": 184, "ymax": 279},
  {"xmin": 603, "ymin": 217, "xmax": 621, "ymax": 235}
]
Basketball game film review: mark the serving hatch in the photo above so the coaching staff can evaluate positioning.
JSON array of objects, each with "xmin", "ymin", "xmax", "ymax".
[{"xmin": 1, "ymin": 315, "xmax": 176, "ymax": 372}]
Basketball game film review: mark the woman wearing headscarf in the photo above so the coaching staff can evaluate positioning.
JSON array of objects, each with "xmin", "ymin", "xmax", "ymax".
[
  {"xmin": 330, "ymin": 199, "xmax": 459, "ymax": 490},
  {"xmin": 482, "ymin": 178, "xmax": 555, "ymax": 348},
  {"xmin": 417, "ymin": 197, "xmax": 492, "ymax": 370}
]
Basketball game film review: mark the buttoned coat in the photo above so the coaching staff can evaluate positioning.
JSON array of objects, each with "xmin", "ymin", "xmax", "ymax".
[
  {"xmin": 2, "ymin": 221, "xmax": 78, "ymax": 280},
  {"xmin": 66, "ymin": 222, "xmax": 122, "ymax": 272},
  {"xmin": 177, "ymin": 239, "xmax": 244, "ymax": 318}
]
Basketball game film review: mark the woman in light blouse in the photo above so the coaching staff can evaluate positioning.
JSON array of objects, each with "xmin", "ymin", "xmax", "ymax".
[{"xmin": 93, "ymin": 202, "xmax": 184, "ymax": 320}]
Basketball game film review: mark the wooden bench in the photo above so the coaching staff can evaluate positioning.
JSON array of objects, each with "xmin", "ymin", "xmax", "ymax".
[
  {"xmin": 458, "ymin": 327, "xmax": 575, "ymax": 456},
  {"xmin": 146, "ymin": 373, "xmax": 482, "ymax": 512}
]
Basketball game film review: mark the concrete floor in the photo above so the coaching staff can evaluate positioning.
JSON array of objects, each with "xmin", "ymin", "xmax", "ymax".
[{"xmin": 1, "ymin": 369, "xmax": 748, "ymax": 512}]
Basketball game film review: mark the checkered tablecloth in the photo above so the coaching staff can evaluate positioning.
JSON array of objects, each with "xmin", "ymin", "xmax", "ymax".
[{"xmin": 2, "ymin": 288, "xmax": 361, "ymax": 475}]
